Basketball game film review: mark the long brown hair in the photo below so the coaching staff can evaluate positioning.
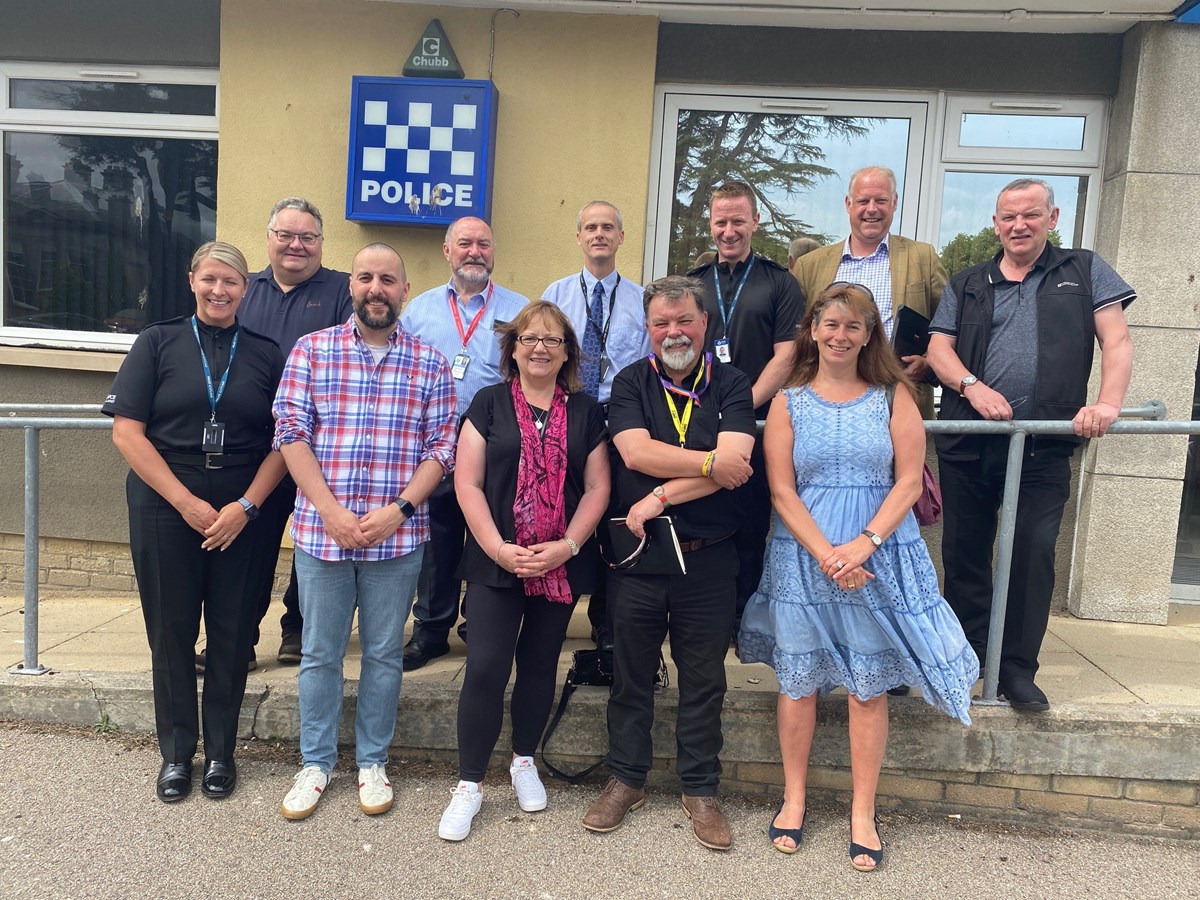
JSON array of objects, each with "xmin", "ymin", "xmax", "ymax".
[
  {"xmin": 498, "ymin": 300, "xmax": 582, "ymax": 393},
  {"xmin": 785, "ymin": 282, "xmax": 915, "ymax": 398}
]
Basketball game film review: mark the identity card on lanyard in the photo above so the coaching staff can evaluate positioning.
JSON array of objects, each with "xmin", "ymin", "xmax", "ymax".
[
  {"xmin": 191, "ymin": 316, "xmax": 239, "ymax": 452},
  {"xmin": 449, "ymin": 283, "xmax": 493, "ymax": 380},
  {"xmin": 712, "ymin": 256, "xmax": 755, "ymax": 364}
]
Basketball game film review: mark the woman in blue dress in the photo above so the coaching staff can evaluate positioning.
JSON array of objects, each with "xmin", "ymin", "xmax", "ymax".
[{"xmin": 738, "ymin": 282, "xmax": 978, "ymax": 870}]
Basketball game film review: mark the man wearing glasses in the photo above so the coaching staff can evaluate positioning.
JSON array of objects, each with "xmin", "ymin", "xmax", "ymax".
[
  {"xmin": 212, "ymin": 197, "xmax": 353, "ymax": 669},
  {"xmin": 400, "ymin": 216, "xmax": 530, "ymax": 670},
  {"xmin": 583, "ymin": 275, "xmax": 755, "ymax": 851}
]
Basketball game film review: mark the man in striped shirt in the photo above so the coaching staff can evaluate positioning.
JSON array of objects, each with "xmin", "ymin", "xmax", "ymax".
[{"xmin": 273, "ymin": 243, "xmax": 457, "ymax": 820}]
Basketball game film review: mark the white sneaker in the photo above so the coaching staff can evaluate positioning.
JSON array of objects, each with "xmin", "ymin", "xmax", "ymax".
[
  {"xmin": 281, "ymin": 766, "xmax": 329, "ymax": 820},
  {"xmin": 358, "ymin": 763, "xmax": 393, "ymax": 815},
  {"xmin": 509, "ymin": 756, "xmax": 547, "ymax": 812},
  {"xmin": 438, "ymin": 780, "xmax": 483, "ymax": 841}
]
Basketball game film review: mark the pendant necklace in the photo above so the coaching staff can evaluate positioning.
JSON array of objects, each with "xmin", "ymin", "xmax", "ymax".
[{"xmin": 529, "ymin": 404, "xmax": 549, "ymax": 432}]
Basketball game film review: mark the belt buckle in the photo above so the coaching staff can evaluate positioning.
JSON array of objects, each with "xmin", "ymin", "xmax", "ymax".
[{"xmin": 204, "ymin": 452, "xmax": 224, "ymax": 470}]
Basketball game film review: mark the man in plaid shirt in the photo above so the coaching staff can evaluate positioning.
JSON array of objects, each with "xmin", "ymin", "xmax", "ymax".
[{"xmin": 272, "ymin": 242, "xmax": 457, "ymax": 821}]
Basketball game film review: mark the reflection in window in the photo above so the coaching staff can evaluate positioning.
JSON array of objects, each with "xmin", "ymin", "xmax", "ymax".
[
  {"xmin": 937, "ymin": 172, "xmax": 1087, "ymax": 276},
  {"xmin": 10, "ymin": 79, "xmax": 216, "ymax": 116},
  {"xmin": 3, "ymin": 132, "xmax": 217, "ymax": 334},
  {"xmin": 668, "ymin": 110, "xmax": 910, "ymax": 274},
  {"xmin": 960, "ymin": 114, "xmax": 1086, "ymax": 151}
]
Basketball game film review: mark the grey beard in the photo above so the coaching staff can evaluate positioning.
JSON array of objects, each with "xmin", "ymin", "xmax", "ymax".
[
  {"xmin": 661, "ymin": 344, "xmax": 696, "ymax": 371},
  {"xmin": 454, "ymin": 263, "xmax": 491, "ymax": 288}
]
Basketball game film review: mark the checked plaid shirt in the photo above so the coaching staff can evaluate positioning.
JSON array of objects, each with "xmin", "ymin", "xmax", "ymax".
[{"xmin": 273, "ymin": 317, "xmax": 458, "ymax": 561}]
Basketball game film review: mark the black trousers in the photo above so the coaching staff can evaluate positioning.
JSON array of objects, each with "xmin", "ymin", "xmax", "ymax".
[
  {"xmin": 411, "ymin": 476, "xmax": 466, "ymax": 645},
  {"xmin": 251, "ymin": 474, "xmax": 300, "ymax": 647},
  {"xmin": 734, "ymin": 435, "xmax": 770, "ymax": 619},
  {"xmin": 606, "ymin": 539, "xmax": 737, "ymax": 795},
  {"xmin": 939, "ymin": 436, "xmax": 1074, "ymax": 681},
  {"xmin": 127, "ymin": 464, "xmax": 274, "ymax": 763},
  {"xmin": 455, "ymin": 582, "xmax": 577, "ymax": 782}
]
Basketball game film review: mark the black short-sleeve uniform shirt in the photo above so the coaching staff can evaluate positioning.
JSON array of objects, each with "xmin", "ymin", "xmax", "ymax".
[
  {"xmin": 237, "ymin": 265, "xmax": 354, "ymax": 354},
  {"xmin": 458, "ymin": 382, "xmax": 608, "ymax": 592},
  {"xmin": 102, "ymin": 316, "xmax": 284, "ymax": 454},
  {"xmin": 607, "ymin": 356, "xmax": 756, "ymax": 541},
  {"xmin": 690, "ymin": 254, "xmax": 805, "ymax": 412}
]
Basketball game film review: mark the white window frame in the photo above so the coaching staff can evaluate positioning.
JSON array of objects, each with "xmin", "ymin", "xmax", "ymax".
[
  {"xmin": 644, "ymin": 85, "xmax": 935, "ymax": 280},
  {"xmin": 0, "ymin": 61, "xmax": 219, "ymax": 352}
]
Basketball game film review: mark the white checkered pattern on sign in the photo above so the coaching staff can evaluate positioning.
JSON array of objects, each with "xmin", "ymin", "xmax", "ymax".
[{"xmin": 359, "ymin": 99, "xmax": 479, "ymax": 178}]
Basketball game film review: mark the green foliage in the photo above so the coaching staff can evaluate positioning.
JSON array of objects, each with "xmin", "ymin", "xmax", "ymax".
[
  {"xmin": 939, "ymin": 227, "xmax": 1062, "ymax": 276},
  {"xmin": 93, "ymin": 712, "xmax": 119, "ymax": 734},
  {"xmin": 668, "ymin": 111, "xmax": 873, "ymax": 274}
]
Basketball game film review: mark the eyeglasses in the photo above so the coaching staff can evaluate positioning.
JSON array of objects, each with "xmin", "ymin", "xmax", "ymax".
[
  {"xmin": 515, "ymin": 335, "xmax": 565, "ymax": 348},
  {"xmin": 270, "ymin": 228, "xmax": 322, "ymax": 247},
  {"xmin": 609, "ymin": 532, "xmax": 650, "ymax": 571},
  {"xmin": 825, "ymin": 281, "xmax": 876, "ymax": 304}
]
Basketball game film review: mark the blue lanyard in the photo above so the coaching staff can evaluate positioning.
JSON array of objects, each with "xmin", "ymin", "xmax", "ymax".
[
  {"xmin": 712, "ymin": 255, "xmax": 755, "ymax": 334},
  {"xmin": 191, "ymin": 316, "xmax": 239, "ymax": 422}
]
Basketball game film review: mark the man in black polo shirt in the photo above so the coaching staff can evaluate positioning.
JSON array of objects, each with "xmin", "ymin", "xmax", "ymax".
[
  {"xmin": 689, "ymin": 181, "xmax": 805, "ymax": 627},
  {"xmin": 582, "ymin": 275, "xmax": 755, "ymax": 852},
  {"xmin": 231, "ymin": 197, "xmax": 353, "ymax": 667}
]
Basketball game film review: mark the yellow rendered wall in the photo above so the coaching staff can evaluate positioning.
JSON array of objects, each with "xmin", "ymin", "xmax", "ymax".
[{"xmin": 218, "ymin": 0, "xmax": 659, "ymax": 299}]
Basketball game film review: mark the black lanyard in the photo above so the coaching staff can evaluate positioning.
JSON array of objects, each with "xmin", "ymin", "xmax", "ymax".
[{"xmin": 580, "ymin": 272, "xmax": 620, "ymax": 353}]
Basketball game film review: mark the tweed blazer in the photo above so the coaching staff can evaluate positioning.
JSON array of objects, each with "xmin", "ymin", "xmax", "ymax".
[{"xmin": 792, "ymin": 233, "xmax": 948, "ymax": 419}]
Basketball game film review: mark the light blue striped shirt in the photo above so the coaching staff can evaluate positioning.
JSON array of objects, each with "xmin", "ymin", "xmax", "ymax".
[
  {"xmin": 541, "ymin": 269, "xmax": 650, "ymax": 404},
  {"xmin": 835, "ymin": 235, "xmax": 895, "ymax": 340},
  {"xmin": 401, "ymin": 280, "xmax": 529, "ymax": 416}
]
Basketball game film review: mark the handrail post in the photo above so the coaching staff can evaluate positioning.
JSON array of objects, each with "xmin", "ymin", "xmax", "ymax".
[
  {"xmin": 978, "ymin": 429, "xmax": 1027, "ymax": 703},
  {"xmin": 12, "ymin": 426, "xmax": 49, "ymax": 674}
]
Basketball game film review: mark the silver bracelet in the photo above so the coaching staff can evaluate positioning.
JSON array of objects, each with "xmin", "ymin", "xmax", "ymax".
[
  {"xmin": 563, "ymin": 536, "xmax": 580, "ymax": 557},
  {"xmin": 494, "ymin": 539, "xmax": 513, "ymax": 564}
]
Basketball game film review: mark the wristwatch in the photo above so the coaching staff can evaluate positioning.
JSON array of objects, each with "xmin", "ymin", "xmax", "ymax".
[
  {"xmin": 393, "ymin": 498, "xmax": 417, "ymax": 520},
  {"xmin": 652, "ymin": 485, "xmax": 672, "ymax": 509},
  {"xmin": 959, "ymin": 375, "xmax": 979, "ymax": 395},
  {"xmin": 237, "ymin": 497, "xmax": 259, "ymax": 521},
  {"xmin": 861, "ymin": 529, "xmax": 883, "ymax": 548}
]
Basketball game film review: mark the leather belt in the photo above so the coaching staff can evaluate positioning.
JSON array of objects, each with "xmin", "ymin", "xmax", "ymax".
[
  {"xmin": 159, "ymin": 450, "xmax": 266, "ymax": 470},
  {"xmin": 677, "ymin": 532, "xmax": 735, "ymax": 554}
]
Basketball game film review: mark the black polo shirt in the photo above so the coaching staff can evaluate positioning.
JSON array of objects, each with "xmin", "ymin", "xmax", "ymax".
[
  {"xmin": 237, "ymin": 265, "xmax": 354, "ymax": 353},
  {"xmin": 690, "ymin": 253, "xmax": 804, "ymax": 399},
  {"xmin": 102, "ymin": 317, "xmax": 283, "ymax": 455},
  {"xmin": 608, "ymin": 356, "xmax": 756, "ymax": 541}
]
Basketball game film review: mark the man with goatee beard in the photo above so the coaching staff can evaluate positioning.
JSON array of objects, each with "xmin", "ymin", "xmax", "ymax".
[
  {"xmin": 400, "ymin": 217, "xmax": 530, "ymax": 669},
  {"xmin": 582, "ymin": 275, "xmax": 755, "ymax": 852},
  {"xmin": 273, "ymin": 243, "xmax": 457, "ymax": 821}
]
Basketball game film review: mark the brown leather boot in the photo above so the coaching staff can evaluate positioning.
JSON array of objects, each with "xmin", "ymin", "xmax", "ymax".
[
  {"xmin": 582, "ymin": 776, "xmax": 646, "ymax": 833},
  {"xmin": 681, "ymin": 794, "xmax": 733, "ymax": 850}
]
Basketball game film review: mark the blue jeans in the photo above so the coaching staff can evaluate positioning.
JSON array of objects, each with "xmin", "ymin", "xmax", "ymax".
[{"xmin": 294, "ymin": 545, "xmax": 423, "ymax": 773}]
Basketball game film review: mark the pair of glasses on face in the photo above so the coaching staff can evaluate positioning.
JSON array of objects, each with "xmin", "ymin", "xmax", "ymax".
[
  {"xmin": 270, "ymin": 228, "xmax": 322, "ymax": 247},
  {"xmin": 516, "ymin": 335, "xmax": 565, "ymax": 348},
  {"xmin": 825, "ymin": 281, "xmax": 876, "ymax": 304},
  {"xmin": 610, "ymin": 532, "xmax": 649, "ymax": 570}
]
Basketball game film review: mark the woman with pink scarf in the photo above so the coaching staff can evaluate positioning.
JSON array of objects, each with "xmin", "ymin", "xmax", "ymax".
[{"xmin": 438, "ymin": 301, "xmax": 611, "ymax": 842}]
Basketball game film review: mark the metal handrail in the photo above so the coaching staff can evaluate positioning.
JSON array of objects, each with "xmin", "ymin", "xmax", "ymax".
[{"xmin": 2, "ymin": 401, "xmax": 1197, "ymax": 708}]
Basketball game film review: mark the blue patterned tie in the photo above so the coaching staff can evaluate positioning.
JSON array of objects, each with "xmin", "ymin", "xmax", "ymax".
[{"xmin": 581, "ymin": 279, "xmax": 605, "ymax": 399}]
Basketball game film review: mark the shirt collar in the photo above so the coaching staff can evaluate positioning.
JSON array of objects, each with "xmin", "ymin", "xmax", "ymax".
[
  {"xmin": 582, "ymin": 269, "xmax": 620, "ymax": 293},
  {"xmin": 448, "ymin": 280, "xmax": 492, "ymax": 306},
  {"xmin": 348, "ymin": 315, "xmax": 402, "ymax": 345},
  {"xmin": 841, "ymin": 234, "xmax": 890, "ymax": 262}
]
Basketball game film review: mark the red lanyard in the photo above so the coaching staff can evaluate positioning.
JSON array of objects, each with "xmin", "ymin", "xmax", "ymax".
[{"xmin": 448, "ymin": 283, "xmax": 493, "ymax": 349}]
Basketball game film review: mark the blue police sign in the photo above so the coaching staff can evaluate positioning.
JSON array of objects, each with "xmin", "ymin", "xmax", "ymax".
[{"xmin": 346, "ymin": 76, "xmax": 498, "ymax": 227}]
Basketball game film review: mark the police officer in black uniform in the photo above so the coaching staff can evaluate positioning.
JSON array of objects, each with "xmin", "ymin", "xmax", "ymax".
[{"xmin": 104, "ymin": 241, "xmax": 286, "ymax": 803}]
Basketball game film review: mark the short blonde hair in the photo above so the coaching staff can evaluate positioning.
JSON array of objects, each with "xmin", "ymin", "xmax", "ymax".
[{"xmin": 190, "ymin": 241, "xmax": 249, "ymax": 283}]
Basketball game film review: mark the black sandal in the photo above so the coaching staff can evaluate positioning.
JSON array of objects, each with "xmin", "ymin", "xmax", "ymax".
[
  {"xmin": 768, "ymin": 800, "xmax": 805, "ymax": 854},
  {"xmin": 849, "ymin": 813, "xmax": 883, "ymax": 872}
]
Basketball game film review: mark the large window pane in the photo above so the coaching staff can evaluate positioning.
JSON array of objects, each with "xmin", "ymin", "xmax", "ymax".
[
  {"xmin": 937, "ymin": 172, "xmax": 1087, "ymax": 276},
  {"xmin": 3, "ymin": 131, "xmax": 217, "ymax": 334},
  {"xmin": 10, "ymin": 79, "xmax": 216, "ymax": 116},
  {"xmin": 959, "ymin": 113, "xmax": 1086, "ymax": 151},
  {"xmin": 667, "ymin": 110, "xmax": 913, "ymax": 275}
]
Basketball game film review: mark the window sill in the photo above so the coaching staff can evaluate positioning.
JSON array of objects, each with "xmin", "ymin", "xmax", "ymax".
[{"xmin": 0, "ymin": 345, "xmax": 125, "ymax": 373}]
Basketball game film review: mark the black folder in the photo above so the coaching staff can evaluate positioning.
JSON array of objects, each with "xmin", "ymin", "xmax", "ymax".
[
  {"xmin": 601, "ymin": 515, "xmax": 687, "ymax": 576},
  {"xmin": 892, "ymin": 305, "xmax": 931, "ymax": 359}
]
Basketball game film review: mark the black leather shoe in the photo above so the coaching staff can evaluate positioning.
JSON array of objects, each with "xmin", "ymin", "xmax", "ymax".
[
  {"xmin": 156, "ymin": 761, "xmax": 193, "ymax": 803},
  {"xmin": 887, "ymin": 685, "xmax": 911, "ymax": 696},
  {"xmin": 402, "ymin": 639, "xmax": 449, "ymax": 670},
  {"xmin": 590, "ymin": 625, "xmax": 614, "ymax": 654},
  {"xmin": 277, "ymin": 632, "xmax": 302, "ymax": 664},
  {"xmin": 201, "ymin": 759, "xmax": 237, "ymax": 798},
  {"xmin": 1000, "ymin": 676, "xmax": 1050, "ymax": 712}
]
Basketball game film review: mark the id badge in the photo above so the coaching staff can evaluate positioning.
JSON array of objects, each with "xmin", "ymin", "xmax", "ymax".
[
  {"xmin": 714, "ymin": 338, "xmax": 731, "ymax": 364},
  {"xmin": 452, "ymin": 352, "xmax": 471, "ymax": 380},
  {"xmin": 202, "ymin": 421, "xmax": 226, "ymax": 453},
  {"xmin": 599, "ymin": 354, "xmax": 612, "ymax": 382}
]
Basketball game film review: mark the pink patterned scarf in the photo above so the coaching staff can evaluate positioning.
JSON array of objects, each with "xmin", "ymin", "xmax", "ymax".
[{"xmin": 510, "ymin": 379, "xmax": 572, "ymax": 603}]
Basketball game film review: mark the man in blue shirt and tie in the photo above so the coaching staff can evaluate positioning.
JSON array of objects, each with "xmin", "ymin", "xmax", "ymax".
[
  {"xmin": 400, "ymin": 216, "xmax": 529, "ymax": 669},
  {"xmin": 542, "ymin": 200, "xmax": 649, "ymax": 651}
]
